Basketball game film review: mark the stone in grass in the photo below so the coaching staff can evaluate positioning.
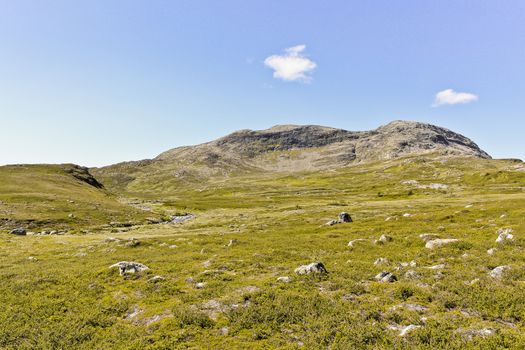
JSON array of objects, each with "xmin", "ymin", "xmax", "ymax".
[
  {"xmin": 375, "ymin": 234, "xmax": 393, "ymax": 245},
  {"xmin": 404, "ymin": 270, "xmax": 421, "ymax": 280},
  {"xmin": 348, "ymin": 239, "xmax": 367, "ymax": 247},
  {"xmin": 375, "ymin": 271, "xmax": 397, "ymax": 283},
  {"xmin": 496, "ymin": 228, "xmax": 514, "ymax": 243},
  {"xmin": 10, "ymin": 228, "xmax": 26, "ymax": 236},
  {"xmin": 489, "ymin": 265, "xmax": 511, "ymax": 279},
  {"xmin": 374, "ymin": 257, "xmax": 390, "ymax": 266},
  {"xmin": 338, "ymin": 212, "xmax": 352, "ymax": 223},
  {"xmin": 425, "ymin": 238, "xmax": 459, "ymax": 249},
  {"xmin": 110, "ymin": 261, "xmax": 149, "ymax": 275},
  {"xmin": 295, "ymin": 262, "xmax": 328, "ymax": 275},
  {"xmin": 387, "ymin": 324, "xmax": 421, "ymax": 336},
  {"xmin": 195, "ymin": 282, "xmax": 207, "ymax": 289},
  {"xmin": 277, "ymin": 276, "xmax": 292, "ymax": 283}
]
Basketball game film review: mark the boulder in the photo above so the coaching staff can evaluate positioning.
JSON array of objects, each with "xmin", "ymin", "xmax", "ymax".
[
  {"xmin": 496, "ymin": 228, "xmax": 514, "ymax": 243},
  {"xmin": 295, "ymin": 262, "xmax": 328, "ymax": 275},
  {"xmin": 425, "ymin": 238, "xmax": 459, "ymax": 249},
  {"xmin": 338, "ymin": 212, "xmax": 352, "ymax": 223},
  {"xmin": 10, "ymin": 228, "xmax": 26, "ymax": 236},
  {"xmin": 375, "ymin": 271, "xmax": 397, "ymax": 283},
  {"xmin": 109, "ymin": 261, "xmax": 149, "ymax": 275},
  {"xmin": 489, "ymin": 265, "xmax": 510, "ymax": 279}
]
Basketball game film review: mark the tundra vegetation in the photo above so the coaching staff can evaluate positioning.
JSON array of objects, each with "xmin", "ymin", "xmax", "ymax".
[{"xmin": 1, "ymin": 123, "xmax": 524, "ymax": 349}]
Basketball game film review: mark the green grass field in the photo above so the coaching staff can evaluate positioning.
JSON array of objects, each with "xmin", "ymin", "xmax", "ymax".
[{"xmin": 1, "ymin": 156, "xmax": 524, "ymax": 349}]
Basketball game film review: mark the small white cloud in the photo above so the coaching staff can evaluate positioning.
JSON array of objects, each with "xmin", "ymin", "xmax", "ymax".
[
  {"xmin": 432, "ymin": 89, "xmax": 478, "ymax": 107},
  {"xmin": 264, "ymin": 44, "xmax": 316, "ymax": 83}
]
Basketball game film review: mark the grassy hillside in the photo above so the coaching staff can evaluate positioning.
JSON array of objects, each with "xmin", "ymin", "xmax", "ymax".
[
  {"xmin": 0, "ymin": 164, "xmax": 161, "ymax": 232},
  {"xmin": 1, "ymin": 156, "xmax": 524, "ymax": 349}
]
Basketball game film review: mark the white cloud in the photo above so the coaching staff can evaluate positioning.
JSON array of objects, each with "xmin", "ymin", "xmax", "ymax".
[
  {"xmin": 264, "ymin": 44, "xmax": 317, "ymax": 83},
  {"xmin": 432, "ymin": 89, "xmax": 478, "ymax": 107}
]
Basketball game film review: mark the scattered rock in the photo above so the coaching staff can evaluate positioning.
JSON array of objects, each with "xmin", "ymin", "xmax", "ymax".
[
  {"xmin": 375, "ymin": 234, "xmax": 393, "ymax": 245},
  {"xmin": 388, "ymin": 324, "xmax": 421, "ymax": 336},
  {"xmin": 424, "ymin": 264, "xmax": 446, "ymax": 270},
  {"xmin": 326, "ymin": 219, "xmax": 339, "ymax": 226},
  {"xmin": 425, "ymin": 238, "xmax": 459, "ymax": 249},
  {"xmin": 219, "ymin": 327, "xmax": 229, "ymax": 336},
  {"xmin": 170, "ymin": 214, "xmax": 195, "ymax": 223},
  {"xmin": 110, "ymin": 261, "xmax": 149, "ymax": 275},
  {"xmin": 295, "ymin": 262, "xmax": 328, "ymax": 275},
  {"xmin": 27, "ymin": 256, "xmax": 38, "ymax": 261},
  {"xmin": 348, "ymin": 239, "xmax": 367, "ymax": 247},
  {"xmin": 277, "ymin": 276, "xmax": 292, "ymax": 283},
  {"xmin": 402, "ymin": 213, "xmax": 413, "ymax": 218},
  {"xmin": 375, "ymin": 271, "xmax": 397, "ymax": 283},
  {"xmin": 148, "ymin": 275, "xmax": 165, "ymax": 283},
  {"xmin": 338, "ymin": 212, "xmax": 352, "ymax": 223},
  {"xmin": 489, "ymin": 265, "xmax": 511, "ymax": 279},
  {"xmin": 195, "ymin": 282, "xmax": 207, "ymax": 289},
  {"xmin": 496, "ymin": 228, "xmax": 514, "ymax": 243},
  {"xmin": 487, "ymin": 248, "xmax": 497, "ymax": 255},
  {"xmin": 10, "ymin": 228, "xmax": 26, "ymax": 236},
  {"xmin": 374, "ymin": 257, "xmax": 390, "ymax": 266},
  {"xmin": 124, "ymin": 304, "xmax": 142, "ymax": 320},
  {"xmin": 168, "ymin": 244, "xmax": 178, "ymax": 249},
  {"xmin": 419, "ymin": 233, "xmax": 438, "ymax": 242}
]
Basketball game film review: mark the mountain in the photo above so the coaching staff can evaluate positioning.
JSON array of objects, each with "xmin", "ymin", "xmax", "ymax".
[{"xmin": 92, "ymin": 120, "xmax": 490, "ymax": 193}]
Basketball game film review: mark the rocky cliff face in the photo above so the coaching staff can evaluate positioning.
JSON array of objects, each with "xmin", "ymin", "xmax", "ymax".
[{"xmin": 154, "ymin": 120, "xmax": 489, "ymax": 166}]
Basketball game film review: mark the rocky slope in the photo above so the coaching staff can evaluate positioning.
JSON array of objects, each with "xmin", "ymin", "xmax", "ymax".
[{"xmin": 92, "ymin": 120, "xmax": 490, "ymax": 191}]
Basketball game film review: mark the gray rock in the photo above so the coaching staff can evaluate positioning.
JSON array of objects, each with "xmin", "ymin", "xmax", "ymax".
[
  {"xmin": 375, "ymin": 271, "xmax": 397, "ymax": 283},
  {"xmin": 489, "ymin": 265, "xmax": 511, "ymax": 279},
  {"xmin": 374, "ymin": 257, "xmax": 390, "ymax": 266},
  {"xmin": 10, "ymin": 228, "xmax": 26, "ymax": 236},
  {"xmin": 496, "ymin": 228, "xmax": 514, "ymax": 243},
  {"xmin": 348, "ymin": 239, "xmax": 367, "ymax": 247},
  {"xmin": 109, "ymin": 261, "xmax": 149, "ymax": 275},
  {"xmin": 277, "ymin": 276, "xmax": 292, "ymax": 283},
  {"xmin": 338, "ymin": 212, "xmax": 352, "ymax": 223},
  {"xmin": 295, "ymin": 262, "xmax": 328, "ymax": 275},
  {"xmin": 425, "ymin": 238, "xmax": 459, "ymax": 249}
]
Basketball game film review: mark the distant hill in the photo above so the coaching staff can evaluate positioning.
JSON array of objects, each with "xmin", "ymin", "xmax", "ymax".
[
  {"xmin": 92, "ymin": 120, "xmax": 490, "ymax": 193},
  {"xmin": 0, "ymin": 164, "xmax": 159, "ymax": 231}
]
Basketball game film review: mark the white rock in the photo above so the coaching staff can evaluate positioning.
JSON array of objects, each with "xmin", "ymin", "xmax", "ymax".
[
  {"xmin": 348, "ymin": 239, "xmax": 367, "ymax": 247},
  {"xmin": 402, "ymin": 213, "xmax": 412, "ymax": 217},
  {"xmin": 374, "ymin": 257, "xmax": 390, "ymax": 266},
  {"xmin": 109, "ymin": 261, "xmax": 149, "ymax": 275},
  {"xmin": 424, "ymin": 264, "xmax": 446, "ymax": 270},
  {"xmin": 419, "ymin": 234, "xmax": 438, "ymax": 242},
  {"xmin": 425, "ymin": 238, "xmax": 459, "ymax": 249},
  {"xmin": 277, "ymin": 276, "xmax": 292, "ymax": 283},
  {"xmin": 375, "ymin": 271, "xmax": 397, "ymax": 283},
  {"xmin": 487, "ymin": 248, "xmax": 497, "ymax": 255},
  {"xmin": 195, "ymin": 282, "xmax": 207, "ymax": 289},
  {"xmin": 496, "ymin": 228, "xmax": 514, "ymax": 243},
  {"xmin": 388, "ymin": 324, "xmax": 421, "ymax": 336},
  {"xmin": 489, "ymin": 265, "xmax": 511, "ymax": 279},
  {"xmin": 295, "ymin": 262, "xmax": 328, "ymax": 275}
]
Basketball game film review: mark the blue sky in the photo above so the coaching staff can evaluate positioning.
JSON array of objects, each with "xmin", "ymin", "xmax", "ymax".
[{"xmin": 1, "ymin": 1, "xmax": 524, "ymax": 166}]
